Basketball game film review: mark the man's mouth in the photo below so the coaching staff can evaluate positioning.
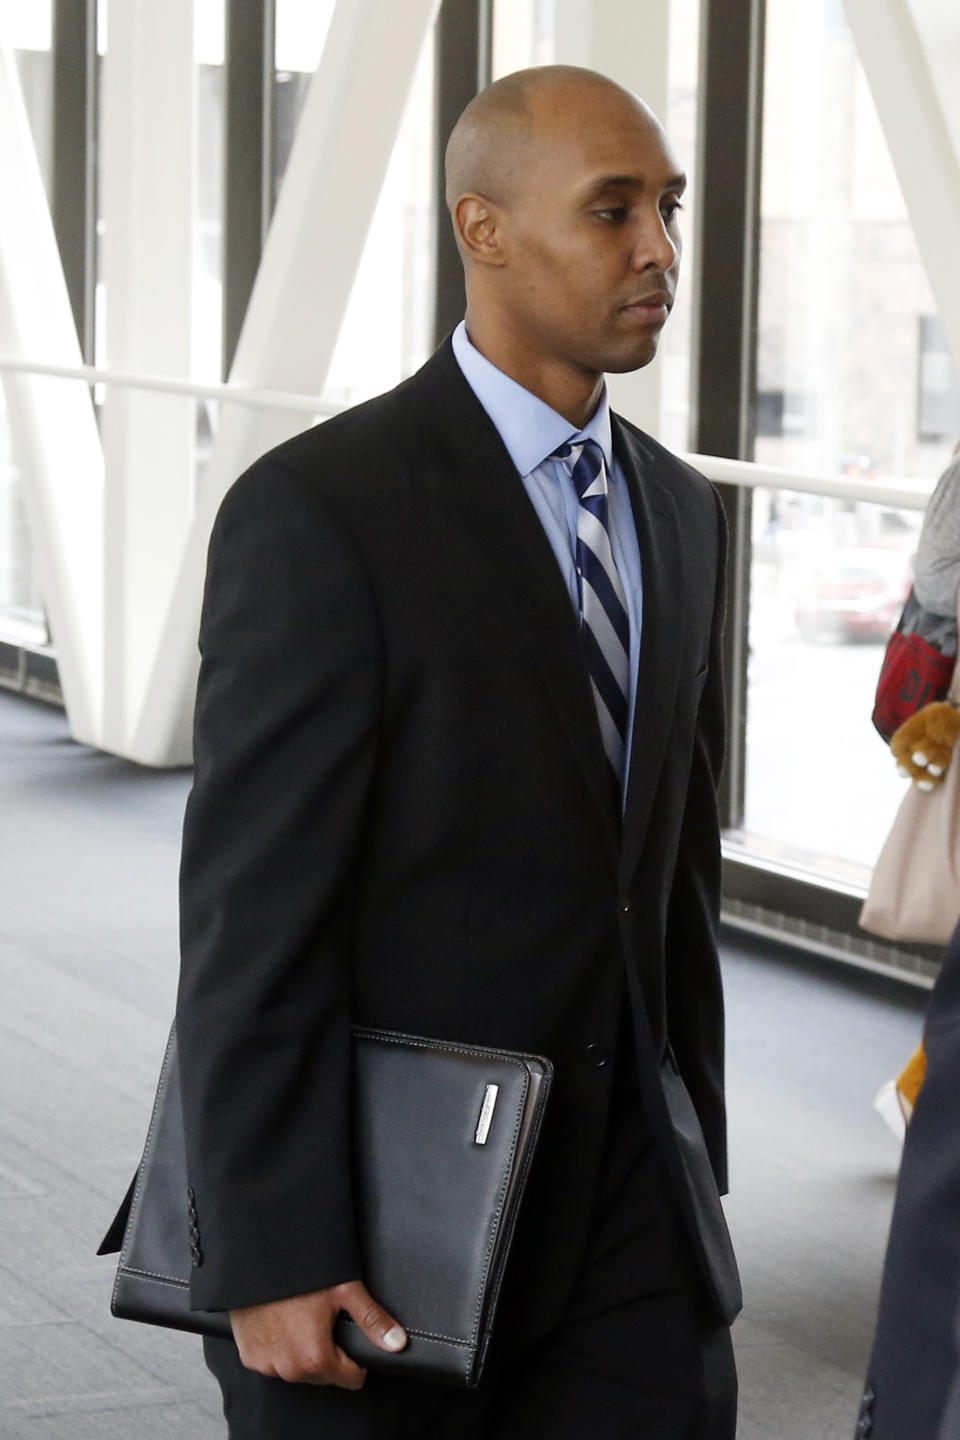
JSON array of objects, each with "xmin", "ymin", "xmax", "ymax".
[
  {"xmin": 621, "ymin": 292, "xmax": 672, "ymax": 323},
  {"xmin": 624, "ymin": 289, "xmax": 672, "ymax": 308}
]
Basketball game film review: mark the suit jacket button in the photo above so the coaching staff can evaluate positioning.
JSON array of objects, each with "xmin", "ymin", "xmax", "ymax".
[
  {"xmin": 585, "ymin": 1043, "xmax": 610, "ymax": 1068},
  {"xmin": 856, "ymin": 1389, "xmax": 874, "ymax": 1439}
]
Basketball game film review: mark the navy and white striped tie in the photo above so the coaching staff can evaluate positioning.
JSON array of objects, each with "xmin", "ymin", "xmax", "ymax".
[{"xmin": 553, "ymin": 439, "xmax": 631, "ymax": 785}]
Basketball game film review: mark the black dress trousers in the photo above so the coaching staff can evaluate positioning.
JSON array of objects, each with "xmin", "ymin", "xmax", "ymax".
[{"xmin": 204, "ymin": 1009, "xmax": 737, "ymax": 1440}]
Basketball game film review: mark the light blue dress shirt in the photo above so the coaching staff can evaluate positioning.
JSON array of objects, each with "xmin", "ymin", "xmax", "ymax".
[{"xmin": 451, "ymin": 321, "xmax": 644, "ymax": 790}]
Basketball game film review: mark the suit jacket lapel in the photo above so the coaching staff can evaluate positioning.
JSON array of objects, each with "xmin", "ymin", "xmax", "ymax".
[
  {"xmin": 411, "ymin": 344, "xmax": 619, "ymax": 860},
  {"xmin": 614, "ymin": 418, "xmax": 685, "ymax": 886}
]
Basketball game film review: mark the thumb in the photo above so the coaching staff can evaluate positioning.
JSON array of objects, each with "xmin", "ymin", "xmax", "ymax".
[{"xmin": 343, "ymin": 1283, "xmax": 407, "ymax": 1354}]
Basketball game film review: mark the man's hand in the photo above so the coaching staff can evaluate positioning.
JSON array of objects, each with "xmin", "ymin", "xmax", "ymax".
[{"xmin": 230, "ymin": 1281, "xmax": 407, "ymax": 1389}]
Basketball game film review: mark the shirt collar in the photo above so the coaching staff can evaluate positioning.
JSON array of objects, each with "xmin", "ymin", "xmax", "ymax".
[{"xmin": 451, "ymin": 320, "xmax": 614, "ymax": 478}]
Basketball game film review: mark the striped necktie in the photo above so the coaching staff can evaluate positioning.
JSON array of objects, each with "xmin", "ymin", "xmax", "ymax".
[{"xmin": 553, "ymin": 439, "xmax": 631, "ymax": 786}]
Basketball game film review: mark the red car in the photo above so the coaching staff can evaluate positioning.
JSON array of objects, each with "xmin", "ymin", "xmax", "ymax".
[{"xmin": 796, "ymin": 547, "xmax": 913, "ymax": 643}]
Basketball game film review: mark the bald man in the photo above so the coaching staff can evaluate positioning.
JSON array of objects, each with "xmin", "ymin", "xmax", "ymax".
[{"xmin": 178, "ymin": 66, "xmax": 741, "ymax": 1438}]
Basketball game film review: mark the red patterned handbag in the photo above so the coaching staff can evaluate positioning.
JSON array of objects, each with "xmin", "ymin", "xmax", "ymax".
[{"xmin": 872, "ymin": 591, "xmax": 956, "ymax": 742}]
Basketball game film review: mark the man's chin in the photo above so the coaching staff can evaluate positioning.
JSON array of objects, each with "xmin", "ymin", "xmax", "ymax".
[{"xmin": 603, "ymin": 335, "xmax": 661, "ymax": 375}]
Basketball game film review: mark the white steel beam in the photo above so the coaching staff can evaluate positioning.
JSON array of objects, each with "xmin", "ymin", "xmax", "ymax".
[
  {"xmin": 98, "ymin": 0, "xmax": 197, "ymax": 754},
  {"xmin": 906, "ymin": 0, "xmax": 960, "ymax": 160},
  {"xmin": 553, "ymin": 0, "xmax": 671, "ymax": 437},
  {"xmin": 842, "ymin": 0, "xmax": 960, "ymax": 372},
  {"xmin": 131, "ymin": 0, "xmax": 440, "ymax": 766},
  {"xmin": 0, "ymin": 39, "xmax": 103, "ymax": 745}
]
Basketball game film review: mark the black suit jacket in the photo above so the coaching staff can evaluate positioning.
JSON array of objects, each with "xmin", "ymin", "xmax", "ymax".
[
  {"xmin": 859, "ymin": 922, "xmax": 960, "ymax": 1439},
  {"xmin": 176, "ymin": 339, "xmax": 741, "ymax": 1343}
]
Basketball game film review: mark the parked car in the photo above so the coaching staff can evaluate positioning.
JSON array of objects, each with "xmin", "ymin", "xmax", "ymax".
[{"xmin": 795, "ymin": 546, "xmax": 913, "ymax": 643}]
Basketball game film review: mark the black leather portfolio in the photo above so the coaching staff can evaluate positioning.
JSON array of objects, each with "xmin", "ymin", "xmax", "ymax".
[{"xmin": 100, "ymin": 1025, "xmax": 552, "ymax": 1387}]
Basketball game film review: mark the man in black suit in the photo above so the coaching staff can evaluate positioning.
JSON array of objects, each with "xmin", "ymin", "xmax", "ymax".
[
  {"xmin": 177, "ymin": 65, "xmax": 741, "ymax": 1437},
  {"xmin": 857, "ymin": 920, "xmax": 960, "ymax": 1440}
]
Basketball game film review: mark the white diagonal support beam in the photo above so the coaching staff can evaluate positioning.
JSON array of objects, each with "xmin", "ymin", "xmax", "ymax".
[
  {"xmin": 130, "ymin": 0, "xmax": 440, "ymax": 766},
  {"xmin": 842, "ymin": 0, "xmax": 960, "ymax": 371},
  {"xmin": 902, "ymin": 0, "xmax": 960, "ymax": 164},
  {"xmin": 0, "ymin": 38, "xmax": 103, "ymax": 745},
  {"xmin": 98, "ymin": 0, "xmax": 197, "ymax": 754}
]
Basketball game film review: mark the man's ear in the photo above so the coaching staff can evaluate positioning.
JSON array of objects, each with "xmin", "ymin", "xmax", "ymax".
[{"xmin": 453, "ymin": 194, "xmax": 508, "ymax": 268}]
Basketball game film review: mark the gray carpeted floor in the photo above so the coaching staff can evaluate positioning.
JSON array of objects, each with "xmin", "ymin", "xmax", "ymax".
[
  {"xmin": 722, "ymin": 935, "xmax": 926, "ymax": 1439},
  {"xmin": 0, "ymin": 690, "xmax": 929, "ymax": 1438}
]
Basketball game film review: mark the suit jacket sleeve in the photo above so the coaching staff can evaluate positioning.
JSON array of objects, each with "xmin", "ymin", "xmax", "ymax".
[
  {"xmin": 177, "ymin": 459, "xmax": 381, "ymax": 1313},
  {"xmin": 664, "ymin": 485, "xmax": 729, "ymax": 1193}
]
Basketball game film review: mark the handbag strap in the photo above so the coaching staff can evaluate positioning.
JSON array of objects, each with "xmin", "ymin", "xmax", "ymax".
[{"xmin": 950, "ymin": 583, "xmax": 960, "ymax": 705}]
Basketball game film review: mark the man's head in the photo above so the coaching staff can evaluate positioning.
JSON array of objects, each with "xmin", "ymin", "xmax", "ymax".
[{"xmin": 445, "ymin": 67, "xmax": 685, "ymax": 414}]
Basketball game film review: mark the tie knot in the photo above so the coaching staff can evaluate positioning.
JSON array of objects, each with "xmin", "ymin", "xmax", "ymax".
[{"xmin": 551, "ymin": 438, "xmax": 605, "ymax": 502}]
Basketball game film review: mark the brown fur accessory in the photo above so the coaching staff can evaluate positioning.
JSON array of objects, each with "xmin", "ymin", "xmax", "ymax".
[{"xmin": 890, "ymin": 701, "xmax": 960, "ymax": 789}]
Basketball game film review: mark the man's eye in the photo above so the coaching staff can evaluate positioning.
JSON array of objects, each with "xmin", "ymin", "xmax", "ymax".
[
  {"xmin": 662, "ymin": 200, "xmax": 684, "ymax": 222},
  {"xmin": 594, "ymin": 207, "xmax": 628, "ymax": 222}
]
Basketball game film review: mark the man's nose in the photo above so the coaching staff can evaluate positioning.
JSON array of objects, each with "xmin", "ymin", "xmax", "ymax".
[{"xmin": 631, "ymin": 213, "xmax": 679, "ymax": 272}]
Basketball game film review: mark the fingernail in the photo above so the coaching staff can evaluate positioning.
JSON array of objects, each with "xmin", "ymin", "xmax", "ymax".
[
  {"xmin": 912, "ymin": 750, "xmax": 928, "ymax": 767},
  {"xmin": 929, "ymin": 764, "xmax": 944, "ymax": 777},
  {"xmin": 382, "ymin": 1326, "xmax": 407, "ymax": 1352},
  {"xmin": 897, "ymin": 765, "xmax": 910, "ymax": 777},
  {"xmin": 918, "ymin": 779, "xmax": 934, "ymax": 792}
]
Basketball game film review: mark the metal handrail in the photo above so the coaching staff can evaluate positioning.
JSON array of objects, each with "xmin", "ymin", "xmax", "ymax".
[
  {"xmin": 0, "ymin": 353, "xmax": 338, "ymax": 417},
  {"xmin": 682, "ymin": 452, "xmax": 932, "ymax": 512},
  {"xmin": 0, "ymin": 352, "xmax": 936, "ymax": 510}
]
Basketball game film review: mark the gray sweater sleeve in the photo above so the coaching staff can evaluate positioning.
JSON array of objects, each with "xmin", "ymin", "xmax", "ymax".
[{"xmin": 913, "ymin": 459, "xmax": 960, "ymax": 620}]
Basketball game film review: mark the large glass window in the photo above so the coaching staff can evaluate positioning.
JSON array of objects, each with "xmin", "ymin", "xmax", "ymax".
[
  {"xmin": 659, "ymin": 0, "xmax": 700, "ymax": 453},
  {"xmin": 93, "ymin": 3, "xmax": 221, "ymax": 483},
  {"xmin": 272, "ymin": 0, "xmax": 336, "ymax": 203},
  {"xmin": 742, "ymin": 0, "xmax": 956, "ymax": 885},
  {"xmin": 194, "ymin": 0, "xmax": 226, "ymax": 386},
  {"xmin": 490, "ymin": 0, "xmax": 701, "ymax": 449},
  {"xmin": 756, "ymin": 0, "xmax": 955, "ymax": 482},
  {"xmin": 491, "ymin": 0, "xmax": 554, "ymax": 77},
  {"xmin": 318, "ymin": 34, "xmax": 436, "ymax": 407},
  {"xmin": 270, "ymin": 6, "xmax": 435, "ymax": 408},
  {"xmin": 745, "ymin": 490, "xmax": 922, "ymax": 880}
]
